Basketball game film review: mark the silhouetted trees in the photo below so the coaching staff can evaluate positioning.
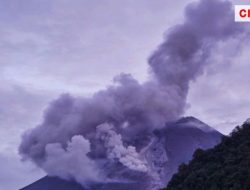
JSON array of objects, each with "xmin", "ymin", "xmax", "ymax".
[{"xmin": 163, "ymin": 122, "xmax": 250, "ymax": 190}]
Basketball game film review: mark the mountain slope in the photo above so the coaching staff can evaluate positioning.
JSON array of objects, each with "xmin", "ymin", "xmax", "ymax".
[
  {"xmin": 20, "ymin": 117, "xmax": 222, "ymax": 190},
  {"xmin": 20, "ymin": 176, "xmax": 86, "ymax": 190},
  {"xmin": 164, "ymin": 120, "xmax": 250, "ymax": 190},
  {"xmin": 154, "ymin": 117, "xmax": 222, "ymax": 184},
  {"xmin": 19, "ymin": 176, "xmax": 147, "ymax": 190}
]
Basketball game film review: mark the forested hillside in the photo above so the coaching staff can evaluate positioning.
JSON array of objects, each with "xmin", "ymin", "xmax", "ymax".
[{"xmin": 164, "ymin": 121, "xmax": 250, "ymax": 190}]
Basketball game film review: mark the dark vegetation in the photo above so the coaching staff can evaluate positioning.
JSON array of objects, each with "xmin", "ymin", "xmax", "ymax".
[{"xmin": 163, "ymin": 121, "xmax": 250, "ymax": 190}]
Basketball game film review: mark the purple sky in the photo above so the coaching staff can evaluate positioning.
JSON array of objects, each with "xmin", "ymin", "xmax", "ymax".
[{"xmin": 0, "ymin": 0, "xmax": 249, "ymax": 189}]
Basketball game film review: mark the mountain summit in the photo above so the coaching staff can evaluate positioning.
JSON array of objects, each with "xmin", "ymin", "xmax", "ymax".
[{"xmin": 20, "ymin": 117, "xmax": 222, "ymax": 190}]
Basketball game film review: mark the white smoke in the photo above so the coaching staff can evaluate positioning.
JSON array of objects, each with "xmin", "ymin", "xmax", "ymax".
[
  {"xmin": 96, "ymin": 123, "xmax": 148, "ymax": 173},
  {"xmin": 42, "ymin": 135, "xmax": 100, "ymax": 187}
]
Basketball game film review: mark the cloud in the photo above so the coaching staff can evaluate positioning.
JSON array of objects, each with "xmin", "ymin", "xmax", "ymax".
[
  {"xmin": 186, "ymin": 33, "xmax": 250, "ymax": 134},
  {"xmin": 0, "ymin": 0, "xmax": 190, "ymax": 90}
]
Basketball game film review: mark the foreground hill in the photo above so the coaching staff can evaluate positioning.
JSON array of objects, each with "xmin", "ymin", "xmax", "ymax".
[
  {"xmin": 20, "ymin": 117, "xmax": 222, "ymax": 190},
  {"xmin": 164, "ymin": 120, "xmax": 250, "ymax": 190}
]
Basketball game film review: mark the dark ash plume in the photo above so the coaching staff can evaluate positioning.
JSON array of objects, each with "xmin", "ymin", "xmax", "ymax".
[
  {"xmin": 149, "ymin": 0, "xmax": 241, "ymax": 96},
  {"xmin": 19, "ymin": 0, "xmax": 244, "ymax": 189}
]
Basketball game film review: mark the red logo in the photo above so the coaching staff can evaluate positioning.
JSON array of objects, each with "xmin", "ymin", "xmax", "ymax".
[
  {"xmin": 239, "ymin": 9, "xmax": 250, "ymax": 18},
  {"xmin": 235, "ymin": 5, "xmax": 250, "ymax": 22}
]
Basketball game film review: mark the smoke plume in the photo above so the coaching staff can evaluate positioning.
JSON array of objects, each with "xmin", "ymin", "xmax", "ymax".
[
  {"xmin": 96, "ymin": 123, "xmax": 148, "ymax": 172},
  {"xmin": 42, "ymin": 135, "xmax": 100, "ymax": 186},
  {"xmin": 19, "ymin": 0, "xmax": 244, "ymax": 189}
]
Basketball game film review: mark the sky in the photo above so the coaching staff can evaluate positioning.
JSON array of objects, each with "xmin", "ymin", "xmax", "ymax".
[{"xmin": 0, "ymin": 0, "xmax": 249, "ymax": 189}]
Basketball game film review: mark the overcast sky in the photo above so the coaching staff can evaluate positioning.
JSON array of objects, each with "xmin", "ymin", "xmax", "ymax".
[{"xmin": 0, "ymin": 0, "xmax": 249, "ymax": 189}]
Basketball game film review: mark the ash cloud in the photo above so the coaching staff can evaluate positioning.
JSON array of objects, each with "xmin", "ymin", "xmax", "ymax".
[
  {"xmin": 96, "ymin": 123, "xmax": 148, "ymax": 173},
  {"xmin": 19, "ymin": 0, "xmax": 245, "ymax": 188},
  {"xmin": 149, "ymin": 0, "xmax": 242, "ymax": 95},
  {"xmin": 42, "ymin": 135, "xmax": 100, "ymax": 187}
]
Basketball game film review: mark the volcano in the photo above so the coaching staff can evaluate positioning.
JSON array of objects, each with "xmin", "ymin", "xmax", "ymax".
[{"xmin": 20, "ymin": 117, "xmax": 222, "ymax": 190}]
